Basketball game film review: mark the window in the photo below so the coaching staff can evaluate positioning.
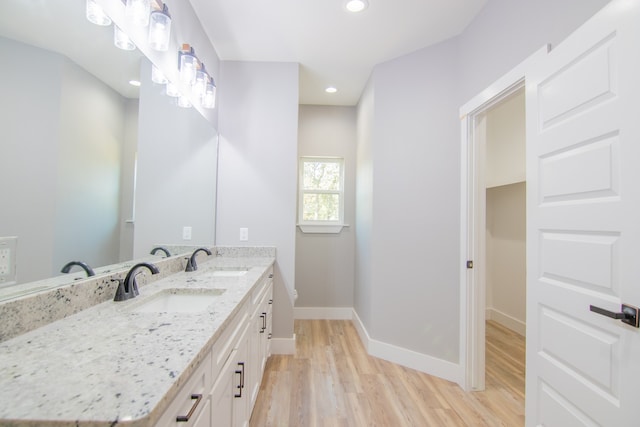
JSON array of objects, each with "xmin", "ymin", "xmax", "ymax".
[{"xmin": 298, "ymin": 157, "xmax": 345, "ymax": 233}]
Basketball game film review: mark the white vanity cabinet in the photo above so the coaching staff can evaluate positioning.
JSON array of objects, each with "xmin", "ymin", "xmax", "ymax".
[
  {"xmin": 154, "ymin": 351, "xmax": 213, "ymax": 427},
  {"xmin": 248, "ymin": 275, "xmax": 273, "ymax": 407},
  {"xmin": 155, "ymin": 267, "xmax": 274, "ymax": 427}
]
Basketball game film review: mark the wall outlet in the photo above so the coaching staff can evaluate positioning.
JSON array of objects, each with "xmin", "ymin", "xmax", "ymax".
[
  {"xmin": 0, "ymin": 237, "xmax": 18, "ymax": 286},
  {"xmin": 182, "ymin": 226, "xmax": 192, "ymax": 240},
  {"xmin": 239, "ymin": 227, "xmax": 249, "ymax": 241}
]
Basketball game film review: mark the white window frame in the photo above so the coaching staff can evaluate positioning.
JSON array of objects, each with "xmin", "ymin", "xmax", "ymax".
[{"xmin": 297, "ymin": 156, "xmax": 347, "ymax": 234}]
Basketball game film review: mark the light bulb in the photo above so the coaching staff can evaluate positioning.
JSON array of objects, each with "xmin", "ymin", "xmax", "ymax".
[
  {"xmin": 179, "ymin": 52, "xmax": 197, "ymax": 85},
  {"xmin": 178, "ymin": 95, "xmax": 192, "ymax": 108},
  {"xmin": 125, "ymin": 0, "xmax": 150, "ymax": 27},
  {"xmin": 148, "ymin": 6, "xmax": 171, "ymax": 51},
  {"xmin": 86, "ymin": 0, "xmax": 112, "ymax": 26},
  {"xmin": 114, "ymin": 26, "xmax": 135, "ymax": 51},
  {"xmin": 192, "ymin": 69, "xmax": 208, "ymax": 98},
  {"xmin": 151, "ymin": 64, "xmax": 168, "ymax": 84},
  {"xmin": 202, "ymin": 82, "xmax": 217, "ymax": 109},
  {"xmin": 165, "ymin": 82, "xmax": 180, "ymax": 97}
]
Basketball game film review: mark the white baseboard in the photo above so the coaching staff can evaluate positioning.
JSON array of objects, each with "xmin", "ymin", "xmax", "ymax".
[
  {"xmin": 294, "ymin": 307, "xmax": 354, "ymax": 320},
  {"xmin": 486, "ymin": 308, "xmax": 526, "ymax": 336},
  {"xmin": 270, "ymin": 334, "xmax": 296, "ymax": 355},
  {"xmin": 352, "ymin": 310, "xmax": 462, "ymax": 385}
]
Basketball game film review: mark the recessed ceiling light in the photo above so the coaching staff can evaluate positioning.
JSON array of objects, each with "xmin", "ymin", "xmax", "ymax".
[
  {"xmin": 345, "ymin": 0, "xmax": 369, "ymax": 13},
  {"xmin": 325, "ymin": 86, "xmax": 338, "ymax": 93},
  {"xmin": 129, "ymin": 80, "xmax": 141, "ymax": 87}
]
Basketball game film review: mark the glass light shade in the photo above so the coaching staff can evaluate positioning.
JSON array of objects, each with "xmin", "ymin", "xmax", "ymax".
[
  {"xmin": 192, "ymin": 69, "xmax": 208, "ymax": 98},
  {"xmin": 202, "ymin": 82, "xmax": 217, "ymax": 109},
  {"xmin": 179, "ymin": 52, "xmax": 197, "ymax": 85},
  {"xmin": 114, "ymin": 26, "xmax": 135, "ymax": 51},
  {"xmin": 165, "ymin": 82, "xmax": 180, "ymax": 97},
  {"xmin": 86, "ymin": 0, "xmax": 112, "ymax": 26},
  {"xmin": 151, "ymin": 64, "xmax": 168, "ymax": 84},
  {"xmin": 178, "ymin": 95, "xmax": 192, "ymax": 108},
  {"xmin": 125, "ymin": 0, "xmax": 150, "ymax": 27},
  {"xmin": 148, "ymin": 8, "xmax": 171, "ymax": 51}
]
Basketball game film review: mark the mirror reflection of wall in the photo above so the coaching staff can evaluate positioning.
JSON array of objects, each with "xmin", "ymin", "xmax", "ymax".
[
  {"xmin": 133, "ymin": 59, "xmax": 218, "ymax": 258},
  {"xmin": 0, "ymin": 36, "xmax": 138, "ymax": 284}
]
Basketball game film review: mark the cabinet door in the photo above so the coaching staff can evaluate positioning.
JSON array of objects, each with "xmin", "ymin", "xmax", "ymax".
[
  {"xmin": 192, "ymin": 398, "xmax": 211, "ymax": 427},
  {"xmin": 233, "ymin": 325, "xmax": 250, "ymax": 427},
  {"xmin": 210, "ymin": 352, "xmax": 235, "ymax": 427}
]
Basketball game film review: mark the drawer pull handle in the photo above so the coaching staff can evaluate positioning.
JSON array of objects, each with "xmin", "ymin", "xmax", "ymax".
[
  {"xmin": 235, "ymin": 362, "xmax": 245, "ymax": 398},
  {"xmin": 260, "ymin": 313, "xmax": 267, "ymax": 332},
  {"xmin": 176, "ymin": 393, "xmax": 202, "ymax": 422}
]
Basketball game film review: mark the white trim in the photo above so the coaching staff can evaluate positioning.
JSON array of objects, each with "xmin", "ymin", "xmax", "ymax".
[
  {"xmin": 352, "ymin": 310, "xmax": 463, "ymax": 385},
  {"xmin": 296, "ymin": 224, "xmax": 349, "ymax": 234},
  {"xmin": 269, "ymin": 334, "xmax": 296, "ymax": 355},
  {"xmin": 294, "ymin": 307, "xmax": 354, "ymax": 319},
  {"xmin": 485, "ymin": 308, "xmax": 526, "ymax": 337},
  {"xmin": 458, "ymin": 44, "xmax": 550, "ymax": 392}
]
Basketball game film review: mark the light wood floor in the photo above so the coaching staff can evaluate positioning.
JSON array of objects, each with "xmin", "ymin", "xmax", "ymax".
[{"xmin": 250, "ymin": 319, "xmax": 525, "ymax": 427}]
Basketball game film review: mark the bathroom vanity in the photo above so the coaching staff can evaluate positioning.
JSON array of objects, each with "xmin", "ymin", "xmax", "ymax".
[{"xmin": 0, "ymin": 248, "xmax": 275, "ymax": 426}]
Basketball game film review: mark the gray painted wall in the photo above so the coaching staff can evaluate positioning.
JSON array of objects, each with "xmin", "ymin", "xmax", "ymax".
[
  {"xmin": 216, "ymin": 61, "xmax": 299, "ymax": 341},
  {"xmin": 296, "ymin": 106, "xmax": 356, "ymax": 308},
  {"xmin": 354, "ymin": 0, "xmax": 610, "ymax": 366},
  {"xmin": 0, "ymin": 37, "xmax": 125, "ymax": 284}
]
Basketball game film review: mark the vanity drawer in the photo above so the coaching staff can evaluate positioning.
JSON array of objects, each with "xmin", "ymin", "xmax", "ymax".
[
  {"xmin": 210, "ymin": 302, "xmax": 250, "ymax": 380},
  {"xmin": 155, "ymin": 351, "xmax": 212, "ymax": 427}
]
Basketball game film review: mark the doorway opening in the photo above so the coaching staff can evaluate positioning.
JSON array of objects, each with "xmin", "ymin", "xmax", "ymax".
[{"xmin": 458, "ymin": 44, "xmax": 548, "ymax": 392}]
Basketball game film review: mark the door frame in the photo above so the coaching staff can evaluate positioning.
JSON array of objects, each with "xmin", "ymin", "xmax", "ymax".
[{"xmin": 458, "ymin": 45, "xmax": 549, "ymax": 391}]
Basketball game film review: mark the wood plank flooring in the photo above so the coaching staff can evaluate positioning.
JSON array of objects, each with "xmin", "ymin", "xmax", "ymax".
[{"xmin": 250, "ymin": 320, "xmax": 525, "ymax": 427}]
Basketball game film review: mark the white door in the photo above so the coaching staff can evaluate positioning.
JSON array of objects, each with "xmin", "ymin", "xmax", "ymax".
[{"xmin": 525, "ymin": 1, "xmax": 640, "ymax": 425}]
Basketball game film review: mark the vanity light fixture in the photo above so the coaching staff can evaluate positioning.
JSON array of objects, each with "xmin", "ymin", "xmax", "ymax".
[
  {"xmin": 125, "ymin": 0, "xmax": 151, "ymax": 27},
  {"xmin": 129, "ymin": 79, "xmax": 141, "ymax": 87},
  {"xmin": 178, "ymin": 45, "xmax": 198, "ymax": 85},
  {"xmin": 177, "ymin": 95, "xmax": 192, "ymax": 108},
  {"xmin": 165, "ymin": 81, "xmax": 180, "ymax": 97},
  {"xmin": 86, "ymin": 0, "xmax": 112, "ymax": 26},
  {"xmin": 148, "ymin": 3, "xmax": 171, "ymax": 51},
  {"xmin": 202, "ymin": 78, "xmax": 217, "ymax": 109},
  {"xmin": 114, "ymin": 25, "xmax": 136, "ymax": 50},
  {"xmin": 192, "ymin": 65, "xmax": 209, "ymax": 99},
  {"xmin": 344, "ymin": 0, "xmax": 369, "ymax": 13},
  {"xmin": 151, "ymin": 63, "xmax": 168, "ymax": 84}
]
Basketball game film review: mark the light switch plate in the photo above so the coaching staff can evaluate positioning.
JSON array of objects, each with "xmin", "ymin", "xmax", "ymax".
[
  {"xmin": 0, "ymin": 236, "xmax": 18, "ymax": 286},
  {"xmin": 239, "ymin": 228, "xmax": 249, "ymax": 241}
]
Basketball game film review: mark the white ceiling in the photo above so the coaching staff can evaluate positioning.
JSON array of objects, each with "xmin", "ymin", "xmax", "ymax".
[
  {"xmin": 188, "ymin": 0, "xmax": 488, "ymax": 106},
  {"xmin": 0, "ymin": 0, "xmax": 488, "ymax": 106}
]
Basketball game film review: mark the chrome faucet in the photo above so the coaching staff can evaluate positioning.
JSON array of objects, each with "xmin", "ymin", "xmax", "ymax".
[
  {"xmin": 185, "ymin": 248, "xmax": 212, "ymax": 272},
  {"xmin": 113, "ymin": 262, "xmax": 159, "ymax": 302},
  {"xmin": 60, "ymin": 261, "xmax": 95, "ymax": 277},
  {"xmin": 150, "ymin": 246, "xmax": 171, "ymax": 258}
]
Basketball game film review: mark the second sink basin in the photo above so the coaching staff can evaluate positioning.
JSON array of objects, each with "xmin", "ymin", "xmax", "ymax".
[
  {"xmin": 209, "ymin": 268, "xmax": 249, "ymax": 277},
  {"xmin": 131, "ymin": 289, "xmax": 226, "ymax": 313}
]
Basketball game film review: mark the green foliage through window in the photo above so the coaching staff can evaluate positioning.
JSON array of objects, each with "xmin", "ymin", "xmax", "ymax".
[{"xmin": 299, "ymin": 158, "xmax": 344, "ymax": 224}]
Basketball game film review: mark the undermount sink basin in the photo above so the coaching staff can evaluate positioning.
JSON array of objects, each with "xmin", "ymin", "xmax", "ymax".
[
  {"xmin": 130, "ymin": 289, "xmax": 225, "ymax": 313},
  {"xmin": 209, "ymin": 268, "xmax": 249, "ymax": 277}
]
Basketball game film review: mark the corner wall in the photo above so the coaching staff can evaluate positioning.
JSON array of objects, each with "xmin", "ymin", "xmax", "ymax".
[
  {"xmin": 216, "ymin": 61, "xmax": 299, "ymax": 345},
  {"xmin": 354, "ymin": 0, "xmax": 611, "ymax": 381}
]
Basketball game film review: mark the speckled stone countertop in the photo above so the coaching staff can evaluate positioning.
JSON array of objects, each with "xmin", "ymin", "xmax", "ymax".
[{"xmin": 0, "ymin": 254, "xmax": 275, "ymax": 427}]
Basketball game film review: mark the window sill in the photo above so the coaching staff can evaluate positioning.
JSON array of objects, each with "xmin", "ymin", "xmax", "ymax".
[{"xmin": 297, "ymin": 224, "xmax": 349, "ymax": 234}]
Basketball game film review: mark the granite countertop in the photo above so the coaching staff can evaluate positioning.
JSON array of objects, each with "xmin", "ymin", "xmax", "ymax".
[{"xmin": 0, "ymin": 255, "xmax": 275, "ymax": 426}]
